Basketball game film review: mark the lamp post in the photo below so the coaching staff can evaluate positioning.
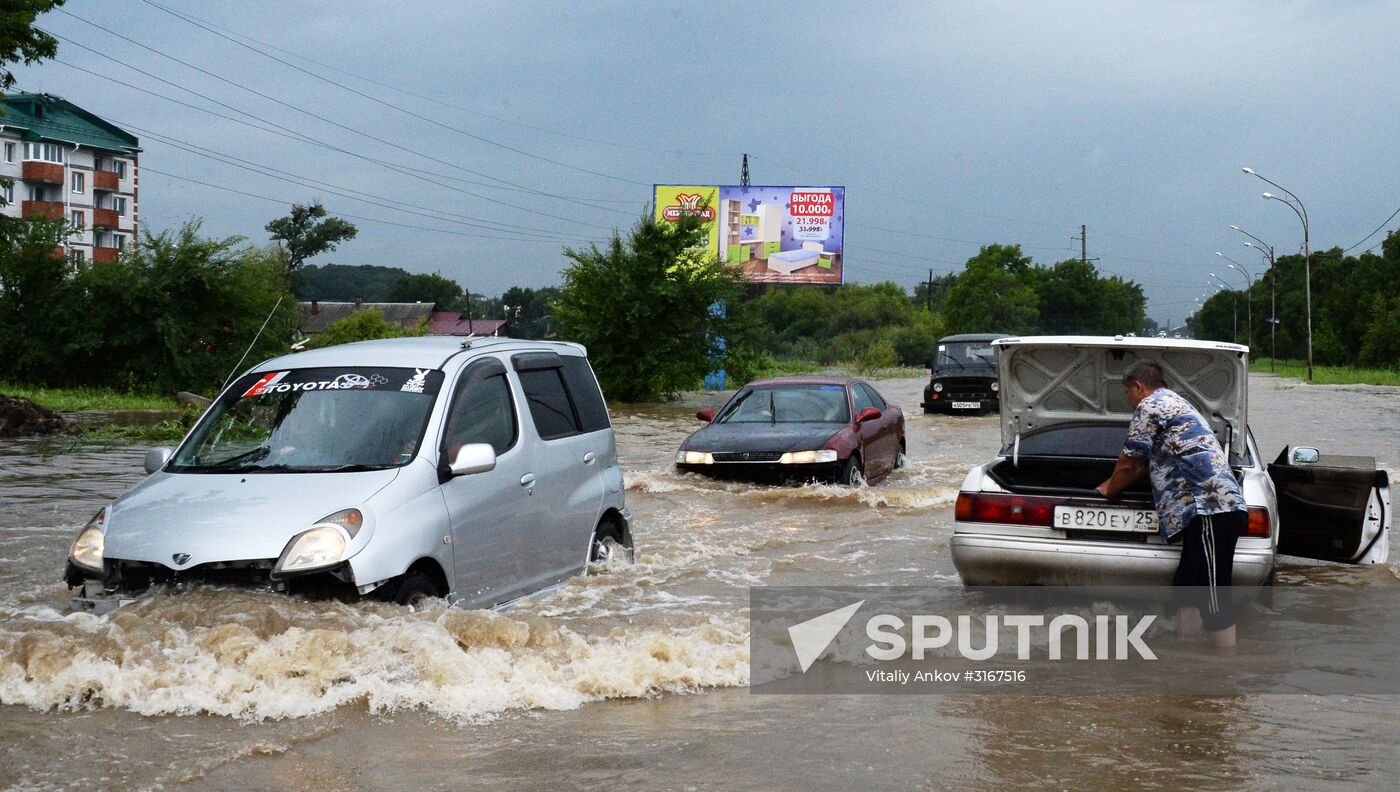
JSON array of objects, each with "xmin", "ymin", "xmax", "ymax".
[
  {"xmin": 1242, "ymin": 167, "xmax": 1311, "ymax": 380},
  {"xmin": 1232, "ymin": 224, "xmax": 1278, "ymax": 371},
  {"xmin": 1216, "ymin": 252, "xmax": 1253, "ymax": 350}
]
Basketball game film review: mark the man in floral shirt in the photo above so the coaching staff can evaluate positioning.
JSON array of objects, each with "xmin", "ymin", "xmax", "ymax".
[{"xmin": 1096, "ymin": 361, "xmax": 1247, "ymax": 648}]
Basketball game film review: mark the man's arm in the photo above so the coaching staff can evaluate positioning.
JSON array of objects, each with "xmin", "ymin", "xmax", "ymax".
[{"xmin": 1096, "ymin": 454, "xmax": 1146, "ymax": 498}]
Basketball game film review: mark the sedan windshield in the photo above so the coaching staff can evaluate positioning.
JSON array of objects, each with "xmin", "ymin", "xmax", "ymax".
[
  {"xmin": 719, "ymin": 386, "xmax": 850, "ymax": 424},
  {"xmin": 169, "ymin": 367, "xmax": 444, "ymax": 473}
]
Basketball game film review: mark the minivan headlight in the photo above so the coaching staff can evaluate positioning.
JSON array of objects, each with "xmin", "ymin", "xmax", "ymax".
[
  {"xmin": 779, "ymin": 450, "xmax": 839, "ymax": 465},
  {"xmin": 69, "ymin": 509, "xmax": 106, "ymax": 574},
  {"xmin": 273, "ymin": 509, "xmax": 361, "ymax": 576}
]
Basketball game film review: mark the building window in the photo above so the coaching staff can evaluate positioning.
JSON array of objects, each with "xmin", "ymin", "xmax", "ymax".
[
  {"xmin": 114, "ymin": 160, "xmax": 127, "ymax": 179},
  {"xmin": 112, "ymin": 196, "xmax": 126, "ymax": 216},
  {"xmin": 27, "ymin": 184, "xmax": 46, "ymax": 201},
  {"xmin": 71, "ymin": 210, "xmax": 84, "ymax": 229},
  {"xmin": 2, "ymin": 184, "xmax": 12, "ymax": 204},
  {"xmin": 3, "ymin": 142, "xmax": 13, "ymax": 163},
  {"xmin": 24, "ymin": 142, "xmax": 65, "ymax": 164},
  {"xmin": 114, "ymin": 234, "xmax": 126, "ymax": 251},
  {"xmin": 72, "ymin": 171, "xmax": 85, "ymax": 194},
  {"xmin": 71, "ymin": 248, "xmax": 85, "ymax": 263}
]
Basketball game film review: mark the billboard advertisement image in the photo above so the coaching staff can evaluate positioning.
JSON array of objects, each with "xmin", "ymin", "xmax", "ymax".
[{"xmin": 655, "ymin": 185, "xmax": 845, "ymax": 285}]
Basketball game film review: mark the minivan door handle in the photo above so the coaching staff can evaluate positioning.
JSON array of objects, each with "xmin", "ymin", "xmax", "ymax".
[
  {"xmin": 583, "ymin": 452, "xmax": 597, "ymax": 465},
  {"xmin": 520, "ymin": 473, "xmax": 536, "ymax": 487}
]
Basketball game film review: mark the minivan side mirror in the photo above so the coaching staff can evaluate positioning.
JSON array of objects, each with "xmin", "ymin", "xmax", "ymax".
[
  {"xmin": 856, "ymin": 407, "xmax": 882, "ymax": 424},
  {"xmin": 449, "ymin": 443, "xmax": 497, "ymax": 476},
  {"xmin": 1291, "ymin": 446, "xmax": 1321, "ymax": 465},
  {"xmin": 696, "ymin": 408, "xmax": 717, "ymax": 422},
  {"xmin": 144, "ymin": 447, "xmax": 173, "ymax": 474}
]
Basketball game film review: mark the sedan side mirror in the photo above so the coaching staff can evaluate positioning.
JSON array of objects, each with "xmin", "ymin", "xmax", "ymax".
[
  {"xmin": 696, "ymin": 408, "xmax": 717, "ymax": 422},
  {"xmin": 449, "ymin": 443, "xmax": 497, "ymax": 476},
  {"xmin": 144, "ymin": 447, "xmax": 173, "ymax": 474},
  {"xmin": 856, "ymin": 407, "xmax": 882, "ymax": 424},
  {"xmin": 1291, "ymin": 446, "xmax": 1321, "ymax": 465}
]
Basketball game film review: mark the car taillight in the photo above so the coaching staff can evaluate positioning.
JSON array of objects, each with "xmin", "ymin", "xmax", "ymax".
[
  {"xmin": 1244, "ymin": 506, "xmax": 1270, "ymax": 538},
  {"xmin": 955, "ymin": 492, "xmax": 1063, "ymax": 527}
]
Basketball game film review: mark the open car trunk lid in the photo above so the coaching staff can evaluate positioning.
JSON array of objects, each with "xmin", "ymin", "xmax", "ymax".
[{"xmin": 994, "ymin": 336, "xmax": 1249, "ymax": 459}]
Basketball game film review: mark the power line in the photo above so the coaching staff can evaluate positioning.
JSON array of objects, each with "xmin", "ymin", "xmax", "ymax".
[
  {"xmin": 116, "ymin": 120, "xmax": 590, "ymax": 243},
  {"xmin": 1343, "ymin": 205, "xmax": 1400, "ymax": 253},
  {"xmin": 42, "ymin": 24, "xmax": 634, "ymax": 224},
  {"xmin": 143, "ymin": 166, "xmax": 603, "ymax": 245},
  {"xmin": 135, "ymin": 0, "xmax": 735, "ymax": 161},
  {"xmin": 117, "ymin": 2, "xmax": 654, "ymax": 187}
]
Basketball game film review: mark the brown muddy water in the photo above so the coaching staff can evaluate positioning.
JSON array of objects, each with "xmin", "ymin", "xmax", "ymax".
[{"xmin": 1, "ymin": 375, "xmax": 1397, "ymax": 791}]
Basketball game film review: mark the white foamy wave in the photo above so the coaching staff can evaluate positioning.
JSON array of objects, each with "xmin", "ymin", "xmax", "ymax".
[
  {"xmin": 627, "ymin": 465, "xmax": 958, "ymax": 510},
  {"xmin": 0, "ymin": 593, "xmax": 749, "ymax": 722}
]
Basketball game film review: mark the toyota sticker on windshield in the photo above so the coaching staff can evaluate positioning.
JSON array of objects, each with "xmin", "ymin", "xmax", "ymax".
[{"xmin": 238, "ymin": 368, "xmax": 444, "ymax": 398}]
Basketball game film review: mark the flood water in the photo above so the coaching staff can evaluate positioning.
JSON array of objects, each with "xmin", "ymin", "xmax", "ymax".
[{"xmin": 2, "ymin": 374, "xmax": 1397, "ymax": 791}]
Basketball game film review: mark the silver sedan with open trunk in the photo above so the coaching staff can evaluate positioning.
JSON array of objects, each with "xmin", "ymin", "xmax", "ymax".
[{"xmin": 951, "ymin": 336, "xmax": 1390, "ymax": 586}]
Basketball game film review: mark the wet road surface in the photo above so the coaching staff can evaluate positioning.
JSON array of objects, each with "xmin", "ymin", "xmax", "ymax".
[{"xmin": 1, "ymin": 374, "xmax": 1397, "ymax": 790}]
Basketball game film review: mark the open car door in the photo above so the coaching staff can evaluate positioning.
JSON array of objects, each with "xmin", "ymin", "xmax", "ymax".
[{"xmin": 1269, "ymin": 446, "xmax": 1391, "ymax": 565}]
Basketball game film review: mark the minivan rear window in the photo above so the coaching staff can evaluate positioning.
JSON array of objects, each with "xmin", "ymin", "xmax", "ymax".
[
  {"xmin": 518, "ymin": 368, "xmax": 581, "ymax": 440},
  {"xmin": 560, "ymin": 355, "xmax": 610, "ymax": 433}
]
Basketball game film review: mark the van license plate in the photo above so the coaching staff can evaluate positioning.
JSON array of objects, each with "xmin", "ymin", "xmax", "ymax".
[
  {"xmin": 951, "ymin": 401, "xmax": 980, "ymax": 409},
  {"xmin": 1053, "ymin": 505, "xmax": 1158, "ymax": 533}
]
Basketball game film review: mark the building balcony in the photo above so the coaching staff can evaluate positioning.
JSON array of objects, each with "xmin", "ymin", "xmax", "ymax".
[
  {"xmin": 93, "ymin": 207, "xmax": 119, "ymax": 228},
  {"xmin": 93, "ymin": 170, "xmax": 119, "ymax": 191},
  {"xmin": 21, "ymin": 200, "xmax": 65, "ymax": 221},
  {"xmin": 21, "ymin": 161, "xmax": 64, "ymax": 184},
  {"xmin": 92, "ymin": 246, "xmax": 119, "ymax": 264}
]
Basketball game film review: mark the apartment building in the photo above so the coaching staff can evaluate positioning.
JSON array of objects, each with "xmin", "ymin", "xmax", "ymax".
[{"xmin": 0, "ymin": 92, "xmax": 139, "ymax": 263}]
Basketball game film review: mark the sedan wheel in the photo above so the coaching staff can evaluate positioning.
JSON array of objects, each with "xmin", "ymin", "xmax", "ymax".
[{"xmin": 836, "ymin": 455, "xmax": 864, "ymax": 486}]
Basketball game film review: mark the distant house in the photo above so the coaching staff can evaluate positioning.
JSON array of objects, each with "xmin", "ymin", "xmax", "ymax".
[
  {"xmin": 428, "ymin": 311, "xmax": 508, "ymax": 337},
  {"xmin": 298, "ymin": 300, "xmax": 435, "ymax": 335}
]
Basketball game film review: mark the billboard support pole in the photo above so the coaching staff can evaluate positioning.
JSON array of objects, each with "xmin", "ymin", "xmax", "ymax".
[{"xmin": 740, "ymin": 153, "xmax": 750, "ymax": 187}]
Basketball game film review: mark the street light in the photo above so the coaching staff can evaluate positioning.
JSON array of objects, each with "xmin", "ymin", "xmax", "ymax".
[
  {"xmin": 1233, "ymin": 224, "xmax": 1279, "ymax": 371},
  {"xmin": 1216, "ymin": 251, "xmax": 1253, "ymax": 349},
  {"xmin": 1243, "ymin": 167, "xmax": 1312, "ymax": 380}
]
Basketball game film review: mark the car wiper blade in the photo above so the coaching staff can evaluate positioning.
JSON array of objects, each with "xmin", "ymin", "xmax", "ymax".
[
  {"xmin": 939, "ymin": 352, "xmax": 966, "ymax": 370},
  {"xmin": 306, "ymin": 463, "xmax": 395, "ymax": 473}
]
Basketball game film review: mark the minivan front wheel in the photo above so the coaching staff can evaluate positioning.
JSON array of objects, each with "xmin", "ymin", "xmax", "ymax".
[{"xmin": 384, "ymin": 573, "xmax": 440, "ymax": 611}]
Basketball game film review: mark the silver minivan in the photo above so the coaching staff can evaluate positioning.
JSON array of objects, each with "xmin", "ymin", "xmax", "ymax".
[{"xmin": 66, "ymin": 337, "xmax": 632, "ymax": 612}]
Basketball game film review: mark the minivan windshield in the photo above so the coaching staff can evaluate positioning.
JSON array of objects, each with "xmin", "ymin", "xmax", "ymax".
[
  {"xmin": 718, "ymin": 385, "xmax": 850, "ymax": 424},
  {"xmin": 936, "ymin": 341, "xmax": 997, "ymax": 372},
  {"xmin": 169, "ymin": 367, "xmax": 444, "ymax": 473}
]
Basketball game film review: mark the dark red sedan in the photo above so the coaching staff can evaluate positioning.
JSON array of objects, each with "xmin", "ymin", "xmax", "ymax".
[{"xmin": 675, "ymin": 377, "xmax": 906, "ymax": 484}]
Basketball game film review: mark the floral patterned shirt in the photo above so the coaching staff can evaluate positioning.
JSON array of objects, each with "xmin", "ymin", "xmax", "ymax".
[{"xmin": 1122, "ymin": 387, "xmax": 1245, "ymax": 541}]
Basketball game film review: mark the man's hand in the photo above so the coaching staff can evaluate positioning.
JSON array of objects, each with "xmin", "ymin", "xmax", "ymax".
[{"xmin": 1098, "ymin": 454, "xmax": 1146, "ymax": 499}]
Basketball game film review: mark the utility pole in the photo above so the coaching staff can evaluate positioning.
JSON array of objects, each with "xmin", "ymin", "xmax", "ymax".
[
  {"xmin": 926, "ymin": 269, "xmax": 934, "ymax": 312},
  {"xmin": 1081, "ymin": 224, "xmax": 1087, "ymax": 263},
  {"xmin": 740, "ymin": 153, "xmax": 750, "ymax": 187}
]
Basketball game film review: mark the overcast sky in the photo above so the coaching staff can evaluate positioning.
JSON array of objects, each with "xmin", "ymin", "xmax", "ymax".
[{"xmin": 16, "ymin": 0, "xmax": 1400, "ymax": 326}]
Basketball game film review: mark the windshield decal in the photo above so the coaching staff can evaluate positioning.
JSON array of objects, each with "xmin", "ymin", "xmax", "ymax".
[
  {"xmin": 400, "ymin": 368, "xmax": 429, "ymax": 393},
  {"xmin": 242, "ymin": 371, "xmax": 380, "ymax": 397}
]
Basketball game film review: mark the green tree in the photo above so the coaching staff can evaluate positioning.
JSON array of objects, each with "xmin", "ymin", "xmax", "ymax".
[
  {"xmin": 0, "ymin": 217, "xmax": 76, "ymax": 377},
  {"xmin": 265, "ymin": 202, "xmax": 358, "ymax": 273},
  {"xmin": 553, "ymin": 210, "xmax": 745, "ymax": 402},
  {"xmin": 943, "ymin": 244, "xmax": 1040, "ymax": 334},
  {"xmin": 296, "ymin": 263, "xmax": 410, "ymax": 300},
  {"xmin": 386, "ymin": 272, "xmax": 464, "ymax": 310},
  {"xmin": 500, "ymin": 285, "xmax": 560, "ymax": 338},
  {"xmin": 304, "ymin": 309, "xmax": 427, "ymax": 350},
  {"xmin": 0, "ymin": 1, "xmax": 63, "ymax": 92},
  {"xmin": 63, "ymin": 222, "xmax": 299, "ymax": 394}
]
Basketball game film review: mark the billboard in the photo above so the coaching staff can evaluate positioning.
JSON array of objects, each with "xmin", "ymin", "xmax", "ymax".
[{"xmin": 655, "ymin": 184, "xmax": 845, "ymax": 285}]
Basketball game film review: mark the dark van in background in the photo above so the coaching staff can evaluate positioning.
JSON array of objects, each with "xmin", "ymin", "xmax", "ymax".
[{"xmin": 921, "ymin": 333, "xmax": 1009, "ymax": 414}]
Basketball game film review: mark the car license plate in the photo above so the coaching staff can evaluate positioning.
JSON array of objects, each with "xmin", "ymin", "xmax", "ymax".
[
  {"xmin": 1053, "ymin": 505, "xmax": 1158, "ymax": 533},
  {"xmin": 951, "ymin": 401, "xmax": 980, "ymax": 409}
]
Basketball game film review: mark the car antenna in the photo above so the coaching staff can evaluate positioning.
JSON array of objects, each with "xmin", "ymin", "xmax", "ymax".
[
  {"xmin": 460, "ymin": 333, "xmax": 478, "ymax": 349},
  {"xmin": 219, "ymin": 295, "xmax": 285, "ymax": 392}
]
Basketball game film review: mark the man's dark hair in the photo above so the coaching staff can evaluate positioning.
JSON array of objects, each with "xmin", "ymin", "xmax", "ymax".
[{"xmin": 1124, "ymin": 361, "xmax": 1165, "ymax": 389}]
